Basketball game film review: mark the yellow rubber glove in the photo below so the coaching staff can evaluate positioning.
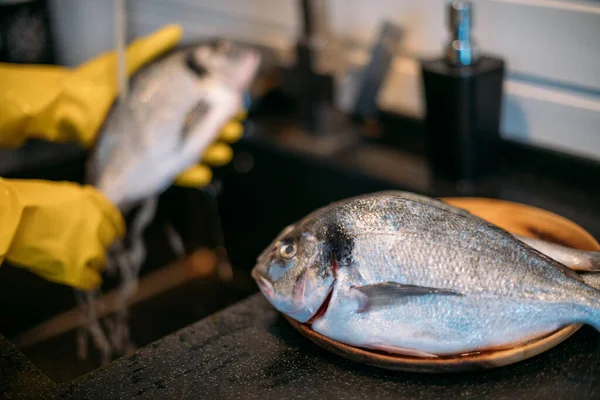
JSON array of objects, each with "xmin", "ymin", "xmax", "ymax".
[
  {"xmin": 0, "ymin": 24, "xmax": 183, "ymax": 149},
  {"xmin": 0, "ymin": 178, "xmax": 124, "ymax": 291},
  {"xmin": 174, "ymin": 111, "xmax": 247, "ymax": 187}
]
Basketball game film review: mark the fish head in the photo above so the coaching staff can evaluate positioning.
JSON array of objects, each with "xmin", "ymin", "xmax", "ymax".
[
  {"xmin": 187, "ymin": 40, "xmax": 260, "ymax": 91},
  {"xmin": 252, "ymin": 223, "xmax": 335, "ymax": 323}
]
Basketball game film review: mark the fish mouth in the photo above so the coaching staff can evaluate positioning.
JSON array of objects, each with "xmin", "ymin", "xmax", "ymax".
[{"xmin": 251, "ymin": 268, "xmax": 274, "ymax": 298}]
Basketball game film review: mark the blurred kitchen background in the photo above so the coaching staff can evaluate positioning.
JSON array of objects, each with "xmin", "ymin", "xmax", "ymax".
[
  {"xmin": 47, "ymin": 0, "xmax": 600, "ymax": 160},
  {"xmin": 1, "ymin": 0, "xmax": 599, "ymax": 384}
]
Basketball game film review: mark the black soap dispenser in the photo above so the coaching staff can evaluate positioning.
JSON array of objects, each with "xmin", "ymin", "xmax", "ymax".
[{"xmin": 421, "ymin": 1, "xmax": 505, "ymax": 182}]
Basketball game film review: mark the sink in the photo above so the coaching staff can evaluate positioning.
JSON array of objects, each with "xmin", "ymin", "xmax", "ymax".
[
  {"xmin": 1, "ymin": 154, "xmax": 261, "ymax": 382},
  {"xmin": 14, "ymin": 250, "xmax": 257, "ymax": 383}
]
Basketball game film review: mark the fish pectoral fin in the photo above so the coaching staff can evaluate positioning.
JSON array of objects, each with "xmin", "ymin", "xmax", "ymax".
[
  {"xmin": 370, "ymin": 343, "xmax": 438, "ymax": 358},
  {"xmin": 351, "ymin": 282, "xmax": 463, "ymax": 313}
]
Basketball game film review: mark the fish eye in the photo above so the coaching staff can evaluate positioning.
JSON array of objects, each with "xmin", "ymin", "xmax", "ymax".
[{"xmin": 279, "ymin": 242, "xmax": 297, "ymax": 259}]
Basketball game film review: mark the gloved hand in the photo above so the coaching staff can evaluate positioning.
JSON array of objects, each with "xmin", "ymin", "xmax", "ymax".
[
  {"xmin": 0, "ymin": 25, "xmax": 182, "ymax": 149},
  {"xmin": 174, "ymin": 110, "xmax": 246, "ymax": 187},
  {"xmin": 0, "ymin": 25, "xmax": 249, "ymax": 290},
  {"xmin": 0, "ymin": 178, "xmax": 124, "ymax": 291},
  {"xmin": 0, "ymin": 24, "xmax": 246, "ymax": 188}
]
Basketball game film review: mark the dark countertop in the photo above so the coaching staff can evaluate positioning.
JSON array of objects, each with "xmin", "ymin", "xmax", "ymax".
[
  {"xmin": 49, "ymin": 294, "xmax": 600, "ymax": 400},
  {"xmin": 0, "ymin": 334, "xmax": 56, "ymax": 399}
]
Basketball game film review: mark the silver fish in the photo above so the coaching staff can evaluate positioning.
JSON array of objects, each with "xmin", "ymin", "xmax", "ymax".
[
  {"xmin": 252, "ymin": 191, "xmax": 600, "ymax": 357},
  {"xmin": 87, "ymin": 40, "xmax": 260, "ymax": 212}
]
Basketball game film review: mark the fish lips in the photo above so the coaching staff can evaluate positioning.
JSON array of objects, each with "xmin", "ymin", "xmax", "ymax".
[{"xmin": 252, "ymin": 268, "xmax": 275, "ymax": 299}]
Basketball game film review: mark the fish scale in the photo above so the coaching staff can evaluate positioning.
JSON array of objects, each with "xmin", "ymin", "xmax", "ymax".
[{"xmin": 325, "ymin": 201, "xmax": 557, "ymax": 296}]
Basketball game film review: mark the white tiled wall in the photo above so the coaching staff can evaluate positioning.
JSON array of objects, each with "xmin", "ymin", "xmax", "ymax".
[{"xmin": 48, "ymin": 0, "xmax": 600, "ymax": 161}]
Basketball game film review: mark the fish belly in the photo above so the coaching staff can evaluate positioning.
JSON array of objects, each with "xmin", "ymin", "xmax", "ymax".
[{"xmin": 312, "ymin": 292, "xmax": 571, "ymax": 356}]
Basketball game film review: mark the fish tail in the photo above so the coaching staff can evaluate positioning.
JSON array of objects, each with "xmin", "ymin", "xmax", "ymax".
[
  {"xmin": 571, "ymin": 250, "xmax": 600, "ymax": 272},
  {"xmin": 576, "ymin": 282, "xmax": 600, "ymax": 331},
  {"xmin": 583, "ymin": 309, "xmax": 600, "ymax": 332},
  {"xmin": 587, "ymin": 252, "xmax": 600, "ymax": 271}
]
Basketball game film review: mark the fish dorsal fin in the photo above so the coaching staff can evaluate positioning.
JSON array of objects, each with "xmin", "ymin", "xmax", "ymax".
[
  {"xmin": 351, "ymin": 282, "xmax": 463, "ymax": 313},
  {"xmin": 377, "ymin": 191, "xmax": 475, "ymax": 218}
]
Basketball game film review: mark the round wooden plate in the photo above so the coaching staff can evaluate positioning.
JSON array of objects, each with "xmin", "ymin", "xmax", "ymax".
[{"xmin": 283, "ymin": 197, "xmax": 600, "ymax": 373}]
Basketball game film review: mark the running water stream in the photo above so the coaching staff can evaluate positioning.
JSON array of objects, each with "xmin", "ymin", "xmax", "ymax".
[{"xmin": 74, "ymin": 0, "xmax": 149, "ymax": 364}]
